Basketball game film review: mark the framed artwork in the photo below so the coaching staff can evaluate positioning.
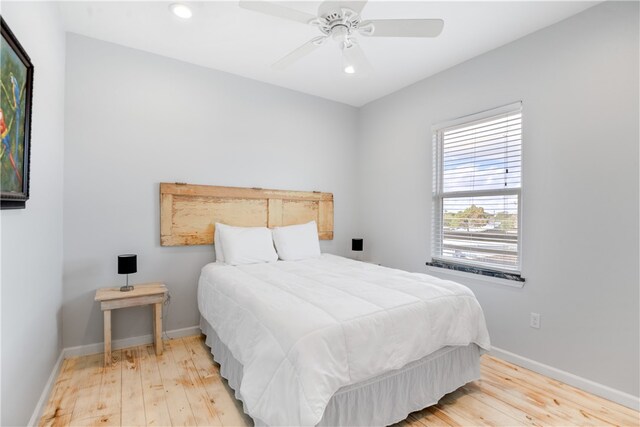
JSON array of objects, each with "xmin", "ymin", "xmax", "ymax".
[{"xmin": 1, "ymin": 17, "xmax": 33, "ymax": 209}]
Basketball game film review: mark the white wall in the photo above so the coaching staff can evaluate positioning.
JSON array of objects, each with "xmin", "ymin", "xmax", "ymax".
[
  {"xmin": 63, "ymin": 34, "xmax": 359, "ymax": 348},
  {"xmin": 357, "ymin": 1, "xmax": 639, "ymax": 398},
  {"xmin": 0, "ymin": 2, "xmax": 66, "ymax": 425}
]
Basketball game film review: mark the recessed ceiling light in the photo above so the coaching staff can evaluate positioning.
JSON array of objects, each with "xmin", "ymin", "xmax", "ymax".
[
  {"xmin": 170, "ymin": 3, "xmax": 192, "ymax": 19},
  {"xmin": 344, "ymin": 66, "xmax": 355, "ymax": 74}
]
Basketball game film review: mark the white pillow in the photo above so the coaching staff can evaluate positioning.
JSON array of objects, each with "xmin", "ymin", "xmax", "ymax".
[
  {"xmin": 272, "ymin": 221, "xmax": 321, "ymax": 261},
  {"xmin": 214, "ymin": 223, "xmax": 225, "ymax": 263},
  {"xmin": 216, "ymin": 223, "xmax": 278, "ymax": 265}
]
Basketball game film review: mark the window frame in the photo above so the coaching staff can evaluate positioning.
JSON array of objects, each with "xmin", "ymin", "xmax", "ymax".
[{"xmin": 430, "ymin": 102, "xmax": 524, "ymax": 281}]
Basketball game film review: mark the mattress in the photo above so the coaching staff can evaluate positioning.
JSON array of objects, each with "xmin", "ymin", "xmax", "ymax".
[
  {"xmin": 201, "ymin": 317, "xmax": 483, "ymax": 426},
  {"xmin": 197, "ymin": 254, "xmax": 491, "ymax": 426}
]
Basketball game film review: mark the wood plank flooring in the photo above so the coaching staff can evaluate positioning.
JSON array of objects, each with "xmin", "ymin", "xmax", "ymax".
[{"xmin": 39, "ymin": 336, "xmax": 639, "ymax": 427}]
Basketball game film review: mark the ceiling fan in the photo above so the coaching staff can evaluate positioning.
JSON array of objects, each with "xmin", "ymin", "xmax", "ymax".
[{"xmin": 239, "ymin": 0, "xmax": 444, "ymax": 75}]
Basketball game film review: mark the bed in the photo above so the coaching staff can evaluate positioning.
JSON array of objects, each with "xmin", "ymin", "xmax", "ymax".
[
  {"xmin": 161, "ymin": 183, "xmax": 490, "ymax": 426},
  {"xmin": 197, "ymin": 254, "xmax": 490, "ymax": 426}
]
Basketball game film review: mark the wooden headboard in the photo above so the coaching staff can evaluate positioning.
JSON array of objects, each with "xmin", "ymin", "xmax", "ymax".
[{"xmin": 160, "ymin": 183, "xmax": 334, "ymax": 246}]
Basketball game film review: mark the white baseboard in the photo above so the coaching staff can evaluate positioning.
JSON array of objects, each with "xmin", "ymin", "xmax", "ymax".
[
  {"xmin": 29, "ymin": 325, "xmax": 201, "ymax": 425},
  {"xmin": 490, "ymin": 346, "xmax": 640, "ymax": 411},
  {"xmin": 28, "ymin": 350, "xmax": 65, "ymax": 427},
  {"xmin": 63, "ymin": 325, "xmax": 201, "ymax": 358}
]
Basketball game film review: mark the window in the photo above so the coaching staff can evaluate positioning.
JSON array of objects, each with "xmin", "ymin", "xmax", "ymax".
[{"xmin": 430, "ymin": 102, "xmax": 523, "ymax": 281}]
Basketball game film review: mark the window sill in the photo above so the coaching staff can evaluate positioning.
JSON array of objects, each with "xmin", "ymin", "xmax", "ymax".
[{"xmin": 425, "ymin": 261, "xmax": 525, "ymax": 288}]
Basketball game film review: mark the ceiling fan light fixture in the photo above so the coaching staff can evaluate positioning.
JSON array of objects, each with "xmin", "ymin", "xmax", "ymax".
[
  {"xmin": 342, "ymin": 43, "xmax": 358, "ymax": 74},
  {"xmin": 170, "ymin": 3, "xmax": 192, "ymax": 19}
]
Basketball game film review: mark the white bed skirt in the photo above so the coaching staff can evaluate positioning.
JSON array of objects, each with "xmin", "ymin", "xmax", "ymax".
[{"xmin": 200, "ymin": 317, "xmax": 483, "ymax": 427}]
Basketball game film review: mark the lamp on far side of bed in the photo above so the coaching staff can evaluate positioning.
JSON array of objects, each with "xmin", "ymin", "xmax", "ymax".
[
  {"xmin": 118, "ymin": 254, "xmax": 137, "ymax": 292},
  {"xmin": 352, "ymin": 238, "xmax": 363, "ymax": 261}
]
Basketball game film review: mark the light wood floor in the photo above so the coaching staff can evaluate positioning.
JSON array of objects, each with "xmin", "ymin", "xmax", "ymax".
[{"xmin": 40, "ymin": 336, "xmax": 639, "ymax": 427}]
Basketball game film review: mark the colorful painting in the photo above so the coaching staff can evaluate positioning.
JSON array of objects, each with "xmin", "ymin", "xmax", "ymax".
[{"xmin": 1, "ymin": 17, "xmax": 33, "ymax": 209}]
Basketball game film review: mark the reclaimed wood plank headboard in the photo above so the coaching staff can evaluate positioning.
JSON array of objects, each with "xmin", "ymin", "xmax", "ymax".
[{"xmin": 160, "ymin": 183, "xmax": 334, "ymax": 246}]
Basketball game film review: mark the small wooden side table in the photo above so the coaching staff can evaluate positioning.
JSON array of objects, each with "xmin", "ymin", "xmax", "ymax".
[{"xmin": 95, "ymin": 282, "xmax": 168, "ymax": 366}]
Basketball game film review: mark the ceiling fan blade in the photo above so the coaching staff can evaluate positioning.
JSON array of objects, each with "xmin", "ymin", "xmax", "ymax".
[
  {"xmin": 318, "ymin": 0, "xmax": 368, "ymax": 17},
  {"xmin": 272, "ymin": 37, "xmax": 326, "ymax": 70},
  {"xmin": 361, "ymin": 19, "xmax": 444, "ymax": 38},
  {"xmin": 342, "ymin": 41, "xmax": 372, "ymax": 76},
  {"xmin": 239, "ymin": 0, "xmax": 317, "ymax": 25}
]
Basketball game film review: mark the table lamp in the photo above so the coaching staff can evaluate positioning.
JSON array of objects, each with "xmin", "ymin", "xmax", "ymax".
[
  {"xmin": 352, "ymin": 238, "xmax": 363, "ymax": 261},
  {"xmin": 118, "ymin": 254, "xmax": 137, "ymax": 292}
]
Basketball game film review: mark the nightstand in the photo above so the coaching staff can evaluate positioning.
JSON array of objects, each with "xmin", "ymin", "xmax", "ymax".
[{"xmin": 95, "ymin": 282, "xmax": 168, "ymax": 366}]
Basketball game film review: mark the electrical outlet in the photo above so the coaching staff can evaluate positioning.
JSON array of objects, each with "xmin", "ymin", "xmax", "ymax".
[{"xmin": 530, "ymin": 312, "xmax": 541, "ymax": 329}]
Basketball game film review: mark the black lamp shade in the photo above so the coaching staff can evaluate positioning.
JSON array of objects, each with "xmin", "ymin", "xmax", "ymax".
[
  {"xmin": 118, "ymin": 254, "xmax": 137, "ymax": 275},
  {"xmin": 352, "ymin": 238, "xmax": 363, "ymax": 252}
]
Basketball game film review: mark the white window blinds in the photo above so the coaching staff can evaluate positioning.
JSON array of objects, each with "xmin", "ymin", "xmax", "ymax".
[{"xmin": 432, "ymin": 103, "xmax": 522, "ymax": 273}]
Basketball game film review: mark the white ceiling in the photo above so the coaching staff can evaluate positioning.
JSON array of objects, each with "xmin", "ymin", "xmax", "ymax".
[{"xmin": 58, "ymin": 1, "xmax": 598, "ymax": 106}]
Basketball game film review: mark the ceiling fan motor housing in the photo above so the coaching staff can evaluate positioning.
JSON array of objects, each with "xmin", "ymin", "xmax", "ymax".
[{"xmin": 313, "ymin": 8, "xmax": 362, "ymax": 38}]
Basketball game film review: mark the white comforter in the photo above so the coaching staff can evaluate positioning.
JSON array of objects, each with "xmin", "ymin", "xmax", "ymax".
[{"xmin": 197, "ymin": 254, "xmax": 490, "ymax": 426}]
